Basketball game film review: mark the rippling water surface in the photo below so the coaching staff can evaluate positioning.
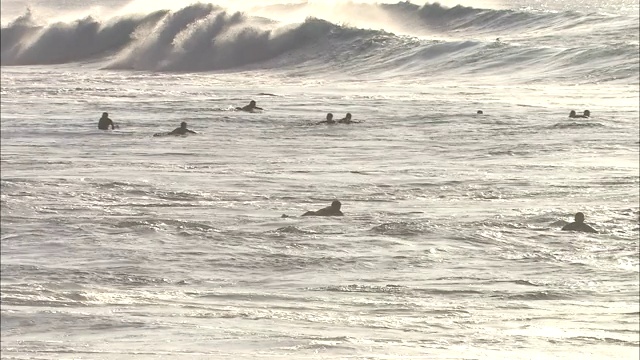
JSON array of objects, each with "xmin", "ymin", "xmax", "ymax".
[{"xmin": 1, "ymin": 0, "xmax": 639, "ymax": 359}]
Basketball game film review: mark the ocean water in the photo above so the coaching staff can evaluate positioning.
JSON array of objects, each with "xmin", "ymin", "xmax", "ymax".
[{"xmin": 1, "ymin": 0, "xmax": 639, "ymax": 359}]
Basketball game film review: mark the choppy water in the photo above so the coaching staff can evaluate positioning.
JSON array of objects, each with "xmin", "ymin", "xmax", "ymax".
[{"xmin": 1, "ymin": 1, "xmax": 639, "ymax": 359}]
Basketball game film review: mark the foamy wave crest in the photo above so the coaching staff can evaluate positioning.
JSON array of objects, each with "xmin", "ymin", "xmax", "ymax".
[
  {"xmin": 107, "ymin": 4, "xmax": 350, "ymax": 72},
  {"xmin": 1, "ymin": 8, "xmax": 168, "ymax": 65},
  {"xmin": 0, "ymin": 4, "xmax": 371, "ymax": 71},
  {"xmin": 1, "ymin": 3, "xmax": 638, "ymax": 83}
]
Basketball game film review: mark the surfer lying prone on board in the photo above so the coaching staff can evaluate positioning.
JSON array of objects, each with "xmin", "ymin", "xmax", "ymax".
[
  {"xmin": 236, "ymin": 100, "xmax": 263, "ymax": 112},
  {"xmin": 337, "ymin": 113, "xmax": 360, "ymax": 124},
  {"xmin": 282, "ymin": 200, "xmax": 344, "ymax": 218},
  {"xmin": 154, "ymin": 121, "xmax": 197, "ymax": 137}
]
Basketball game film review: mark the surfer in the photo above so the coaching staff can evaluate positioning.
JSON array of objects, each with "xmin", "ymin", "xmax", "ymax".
[
  {"xmin": 338, "ymin": 113, "xmax": 359, "ymax": 124},
  {"xmin": 236, "ymin": 100, "xmax": 263, "ymax": 112},
  {"xmin": 477, "ymin": 110, "xmax": 483, "ymax": 115},
  {"xmin": 98, "ymin": 112, "xmax": 115, "ymax": 130},
  {"xmin": 168, "ymin": 121, "xmax": 197, "ymax": 135},
  {"xmin": 302, "ymin": 200, "xmax": 344, "ymax": 216},
  {"xmin": 561, "ymin": 212, "xmax": 597, "ymax": 233},
  {"xmin": 154, "ymin": 121, "xmax": 197, "ymax": 136},
  {"xmin": 316, "ymin": 113, "xmax": 336, "ymax": 125}
]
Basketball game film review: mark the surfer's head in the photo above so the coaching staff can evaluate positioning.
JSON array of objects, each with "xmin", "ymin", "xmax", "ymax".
[
  {"xmin": 345, "ymin": 113, "xmax": 352, "ymax": 120},
  {"xmin": 569, "ymin": 110, "xmax": 577, "ymax": 118},
  {"xmin": 102, "ymin": 112, "xmax": 109, "ymax": 118},
  {"xmin": 583, "ymin": 110, "xmax": 590, "ymax": 117},
  {"xmin": 331, "ymin": 200, "xmax": 341, "ymax": 210},
  {"xmin": 326, "ymin": 113, "xmax": 333, "ymax": 121},
  {"xmin": 574, "ymin": 212, "xmax": 585, "ymax": 223},
  {"xmin": 477, "ymin": 110, "xmax": 483, "ymax": 115},
  {"xmin": 249, "ymin": 100, "xmax": 256, "ymax": 106},
  {"xmin": 181, "ymin": 121, "xmax": 187, "ymax": 128}
]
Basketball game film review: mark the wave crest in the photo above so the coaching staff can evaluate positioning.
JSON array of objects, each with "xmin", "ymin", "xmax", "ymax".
[{"xmin": 1, "ymin": 3, "xmax": 637, "ymax": 83}]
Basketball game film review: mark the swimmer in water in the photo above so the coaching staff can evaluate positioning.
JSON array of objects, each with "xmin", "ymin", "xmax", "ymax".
[
  {"xmin": 477, "ymin": 110, "xmax": 483, "ymax": 115},
  {"xmin": 561, "ymin": 212, "xmax": 597, "ymax": 233},
  {"xmin": 236, "ymin": 100, "xmax": 263, "ymax": 112},
  {"xmin": 168, "ymin": 121, "xmax": 197, "ymax": 135},
  {"xmin": 338, "ymin": 113, "xmax": 360, "ymax": 124},
  {"xmin": 301, "ymin": 200, "xmax": 344, "ymax": 216},
  {"xmin": 98, "ymin": 112, "xmax": 115, "ymax": 130},
  {"xmin": 316, "ymin": 113, "xmax": 336, "ymax": 125}
]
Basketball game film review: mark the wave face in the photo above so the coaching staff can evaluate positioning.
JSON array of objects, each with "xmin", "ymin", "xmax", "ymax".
[{"xmin": 1, "ymin": 2, "xmax": 639, "ymax": 83}]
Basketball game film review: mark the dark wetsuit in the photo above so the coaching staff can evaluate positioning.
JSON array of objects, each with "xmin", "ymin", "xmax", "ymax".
[
  {"xmin": 302, "ymin": 205, "xmax": 343, "ymax": 216},
  {"xmin": 98, "ymin": 116, "xmax": 114, "ymax": 130},
  {"xmin": 562, "ymin": 222, "xmax": 597, "ymax": 233},
  {"xmin": 169, "ymin": 127, "xmax": 196, "ymax": 135},
  {"xmin": 317, "ymin": 119, "xmax": 336, "ymax": 125},
  {"xmin": 337, "ymin": 114, "xmax": 358, "ymax": 124},
  {"xmin": 237, "ymin": 104, "xmax": 263, "ymax": 112}
]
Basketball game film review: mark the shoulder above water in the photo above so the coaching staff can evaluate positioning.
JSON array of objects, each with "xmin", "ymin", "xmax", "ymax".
[{"xmin": 561, "ymin": 222, "xmax": 597, "ymax": 233}]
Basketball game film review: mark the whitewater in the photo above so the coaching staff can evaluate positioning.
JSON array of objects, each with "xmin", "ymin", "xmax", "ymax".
[{"xmin": 1, "ymin": 0, "xmax": 639, "ymax": 359}]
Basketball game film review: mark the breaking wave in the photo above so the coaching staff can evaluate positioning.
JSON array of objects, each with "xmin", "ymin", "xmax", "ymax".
[{"xmin": 1, "ymin": 2, "xmax": 638, "ymax": 83}]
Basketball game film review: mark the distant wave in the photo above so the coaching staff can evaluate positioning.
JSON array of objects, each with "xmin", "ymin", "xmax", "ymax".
[
  {"xmin": 1, "ymin": 3, "xmax": 638, "ymax": 83},
  {"xmin": 312, "ymin": 284, "xmax": 405, "ymax": 294}
]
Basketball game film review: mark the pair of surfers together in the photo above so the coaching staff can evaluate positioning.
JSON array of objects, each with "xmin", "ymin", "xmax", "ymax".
[
  {"xmin": 317, "ymin": 112, "xmax": 360, "ymax": 125},
  {"xmin": 99, "ymin": 112, "xmax": 197, "ymax": 136},
  {"xmin": 569, "ymin": 110, "xmax": 590, "ymax": 118},
  {"xmin": 284, "ymin": 200, "xmax": 599, "ymax": 234}
]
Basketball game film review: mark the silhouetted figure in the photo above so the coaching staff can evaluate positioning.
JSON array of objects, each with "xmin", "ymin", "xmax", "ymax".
[
  {"xmin": 338, "ymin": 113, "xmax": 360, "ymax": 124},
  {"xmin": 98, "ymin": 112, "xmax": 115, "ymax": 130},
  {"xmin": 477, "ymin": 110, "xmax": 483, "ymax": 115},
  {"xmin": 301, "ymin": 200, "xmax": 344, "ymax": 216},
  {"xmin": 561, "ymin": 212, "xmax": 597, "ymax": 233},
  {"xmin": 168, "ymin": 121, "xmax": 197, "ymax": 135},
  {"xmin": 317, "ymin": 113, "xmax": 336, "ymax": 125},
  {"xmin": 236, "ymin": 100, "xmax": 263, "ymax": 112}
]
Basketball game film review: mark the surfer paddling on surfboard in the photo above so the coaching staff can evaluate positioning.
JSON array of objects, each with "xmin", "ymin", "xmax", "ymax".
[
  {"xmin": 282, "ymin": 200, "xmax": 344, "ymax": 218},
  {"xmin": 236, "ymin": 100, "xmax": 263, "ymax": 113},
  {"xmin": 337, "ymin": 113, "xmax": 360, "ymax": 124},
  {"xmin": 154, "ymin": 121, "xmax": 197, "ymax": 137}
]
